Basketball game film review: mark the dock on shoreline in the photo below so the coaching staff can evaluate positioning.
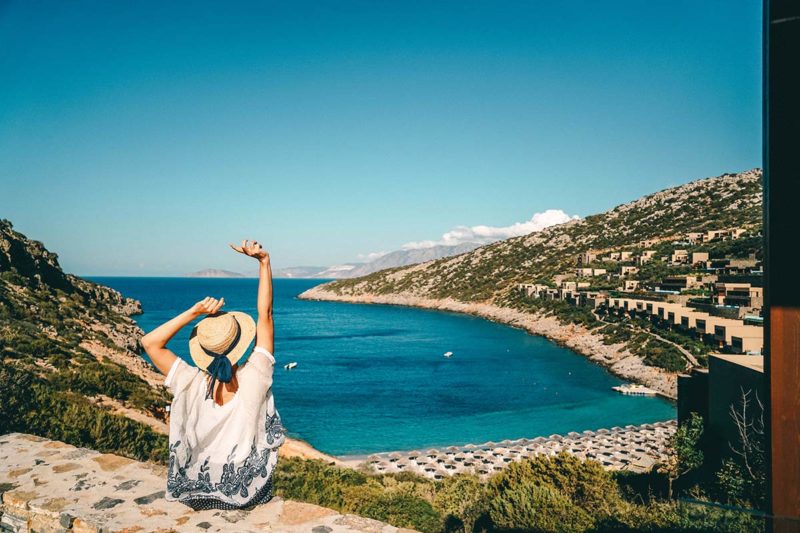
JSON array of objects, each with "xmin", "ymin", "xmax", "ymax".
[{"xmin": 347, "ymin": 420, "xmax": 676, "ymax": 479}]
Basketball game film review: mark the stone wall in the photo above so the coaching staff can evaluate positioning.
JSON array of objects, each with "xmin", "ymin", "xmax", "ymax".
[{"xmin": 0, "ymin": 433, "xmax": 415, "ymax": 533}]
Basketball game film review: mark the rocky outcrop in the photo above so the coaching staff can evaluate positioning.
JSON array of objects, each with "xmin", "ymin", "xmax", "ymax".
[{"xmin": 0, "ymin": 433, "xmax": 413, "ymax": 533}]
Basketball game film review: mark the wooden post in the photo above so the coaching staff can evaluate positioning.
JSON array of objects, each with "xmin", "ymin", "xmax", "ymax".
[{"xmin": 764, "ymin": 0, "xmax": 800, "ymax": 527}]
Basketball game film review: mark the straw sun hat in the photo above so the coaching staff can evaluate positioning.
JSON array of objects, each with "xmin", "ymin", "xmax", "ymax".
[{"xmin": 188, "ymin": 311, "xmax": 256, "ymax": 371}]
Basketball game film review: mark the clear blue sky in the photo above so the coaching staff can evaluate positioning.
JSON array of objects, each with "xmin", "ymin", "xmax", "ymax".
[{"xmin": 0, "ymin": 1, "xmax": 761, "ymax": 275}]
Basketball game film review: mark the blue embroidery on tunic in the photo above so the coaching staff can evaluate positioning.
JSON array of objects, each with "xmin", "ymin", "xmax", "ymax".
[{"xmin": 167, "ymin": 413, "xmax": 285, "ymax": 502}]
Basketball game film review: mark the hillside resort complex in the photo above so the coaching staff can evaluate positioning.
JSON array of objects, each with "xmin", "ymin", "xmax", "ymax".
[
  {"xmin": 518, "ymin": 226, "xmax": 763, "ymax": 355},
  {"xmin": 517, "ymin": 225, "xmax": 766, "ymax": 480}
]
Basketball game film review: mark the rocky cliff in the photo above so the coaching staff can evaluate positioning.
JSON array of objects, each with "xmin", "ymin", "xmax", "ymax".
[{"xmin": 0, "ymin": 220, "xmax": 170, "ymax": 461}]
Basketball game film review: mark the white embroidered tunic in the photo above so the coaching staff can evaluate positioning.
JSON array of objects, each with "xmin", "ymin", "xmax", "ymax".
[{"xmin": 164, "ymin": 347, "xmax": 285, "ymax": 510}]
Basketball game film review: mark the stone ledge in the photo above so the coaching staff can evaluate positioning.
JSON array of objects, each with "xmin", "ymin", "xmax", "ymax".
[{"xmin": 0, "ymin": 433, "xmax": 416, "ymax": 533}]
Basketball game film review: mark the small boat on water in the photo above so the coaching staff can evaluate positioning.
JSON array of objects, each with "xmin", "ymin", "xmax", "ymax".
[
  {"xmin": 443, "ymin": 351, "xmax": 453, "ymax": 358},
  {"xmin": 284, "ymin": 362, "xmax": 298, "ymax": 370},
  {"xmin": 612, "ymin": 383, "xmax": 657, "ymax": 396}
]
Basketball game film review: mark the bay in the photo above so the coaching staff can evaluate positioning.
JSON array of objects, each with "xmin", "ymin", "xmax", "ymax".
[{"xmin": 93, "ymin": 277, "xmax": 675, "ymax": 456}]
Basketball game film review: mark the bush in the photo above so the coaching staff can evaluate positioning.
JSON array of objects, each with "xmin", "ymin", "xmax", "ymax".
[
  {"xmin": 489, "ymin": 482, "xmax": 593, "ymax": 532},
  {"xmin": 434, "ymin": 474, "xmax": 490, "ymax": 533},
  {"xmin": 0, "ymin": 364, "xmax": 167, "ymax": 462},
  {"xmin": 486, "ymin": 453, "xmax": 625, "ymax": 532},
  {"xmin": 274, "ymin": 458, "xmax": 442, "ymax": 532}
]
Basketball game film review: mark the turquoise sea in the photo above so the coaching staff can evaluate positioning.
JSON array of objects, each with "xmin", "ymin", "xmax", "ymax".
[{"xmin": 93, "ymin": 277, "xmax": 675, "ymax": 456}]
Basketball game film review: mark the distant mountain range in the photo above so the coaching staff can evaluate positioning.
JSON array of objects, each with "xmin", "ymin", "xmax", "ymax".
[
  {"xmin": 185, "ymin": 269, "xmax": 247, "ymax": 278},
  {"xmin": 273, "ymin": 242, "xmax": 481, "ymax": 279}
]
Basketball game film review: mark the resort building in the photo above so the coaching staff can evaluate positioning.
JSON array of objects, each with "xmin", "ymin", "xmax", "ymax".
[
  {"xmin": 636, "ymin": 250, "xmax": 657, "ymax": 265},
  {"xmin": 607, "ymin": 297, "xmax": 763, "ymax": 354},
  {"xmin": 621, "ymin": 280, "xmax": 640, "ymax": 292},
  {"xmin": 678, "ymin": 355, "xmax": 764, "ymax": 467},
  {"xmin": 517, "ymin": 283, "xmax": 550, "ymax": 297},
  {"xmin": 706, "ymin": 255, "xmax": 760, "ymax": 276},
  {"xmin": 691, "ymin": 252, "xmax": 709, "ymax": 266},
  {"xmin": 686, "ymin": 232, "xmax": 705, "ymax": 244},
  {"xmin": 579, "ymin": 291, "xmax": 608, "ymax": 308},
  {"xmin": 713, "ymin": 281, "xmax": 763, "ymax": 309},
  {"xmin": 575, "ymin": 267, "xmax": 606, "ymax": 277},
  {"xmin": 670, "ymin": 250, "xmax": 689, "ymax": 265},
  {"xmin": 704, "ymin": 228, "xmax": 746, "ymax": 242},
  {"xmin": 657, "ymin": 276, "xmax": 699, "ymax": 293},
  {"xmin": 577, "ymin": 250, "xmax": 599, "ymax": 265}
]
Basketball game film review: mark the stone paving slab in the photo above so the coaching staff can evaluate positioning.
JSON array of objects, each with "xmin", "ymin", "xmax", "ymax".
[{"xmin": 0, "ymin": 433, "xmax": 416, "ymax": 533}]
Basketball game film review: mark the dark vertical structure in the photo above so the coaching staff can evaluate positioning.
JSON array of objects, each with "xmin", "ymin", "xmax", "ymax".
[{"xmin": 764, "ymin": 0, "xmax": 800, "ymax": 526}]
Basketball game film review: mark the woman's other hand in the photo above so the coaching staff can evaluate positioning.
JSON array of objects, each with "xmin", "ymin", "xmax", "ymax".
[
  {"xmin": 230, "ymin": 239, "xmax": 269, "ymax": 264},
  {"xmin": 192, "ymin": 296, "xmax": 225, "ymax": 317}
]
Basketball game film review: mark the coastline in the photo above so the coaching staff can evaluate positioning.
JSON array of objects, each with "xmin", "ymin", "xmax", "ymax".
[{"xmin": 299, "ymin": 284, "xmax": 678, "ymax": 400}]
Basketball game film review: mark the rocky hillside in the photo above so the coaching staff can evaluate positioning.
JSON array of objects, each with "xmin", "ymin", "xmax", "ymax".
[
  {"xmin": 0, "ymin": 219, "xmax": 169, "ymax": 461},
  {"xmin": 317, "ymin": 169, "xmax": 762, "ymax": 302}
]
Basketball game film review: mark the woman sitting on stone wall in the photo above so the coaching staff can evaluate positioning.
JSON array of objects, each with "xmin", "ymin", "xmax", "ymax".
[{"xmin": 141, "ymin": 240, "xmax": 284, "ymax": 510}]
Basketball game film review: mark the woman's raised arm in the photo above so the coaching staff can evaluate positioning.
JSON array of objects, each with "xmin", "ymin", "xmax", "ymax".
[
  {"xmin": 230, "ymin": 240, "xmax": 274, "ymax": 354},
  {"xmin": 141, "ymin": 297, "xmax": 224, "ymax": 375}
]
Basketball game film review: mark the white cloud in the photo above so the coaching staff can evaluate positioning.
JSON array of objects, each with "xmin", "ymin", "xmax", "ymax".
[
  {"xmin": 401, "ymin": 209, "xmax": 579, "ymax": 250},
  {"xmin": 357, "ymin": 250, "xmax": 389, "ymax": 261}
]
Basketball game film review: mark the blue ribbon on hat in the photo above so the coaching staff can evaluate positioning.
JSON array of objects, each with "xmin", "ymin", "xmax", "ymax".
[{"xmin": 202, "ymin": 319, "xmax": 240, "ymax": 401}]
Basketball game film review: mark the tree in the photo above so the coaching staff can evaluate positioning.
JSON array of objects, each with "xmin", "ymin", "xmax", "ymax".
[
  {"xmin": 717, "ymin": 388, "xmax": 766, "ymax": 508},
  {"xmin": 659, "ymin": 412, "xmax": 704, "ymax": 499}
]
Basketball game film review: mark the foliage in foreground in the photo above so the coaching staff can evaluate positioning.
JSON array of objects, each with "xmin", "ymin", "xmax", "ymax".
[
  {"xmin": 273, "ymin": 453, "xmax": 764, "ymax": 533},
  {"xmin": 0, "ymin": 363, "xmax": 168, "ymax": 462}
]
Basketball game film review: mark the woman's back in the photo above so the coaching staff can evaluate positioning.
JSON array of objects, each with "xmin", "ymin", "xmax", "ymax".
[{"xmin": 165, "ymin": 348, "xmax": 285, "ymax": 510}]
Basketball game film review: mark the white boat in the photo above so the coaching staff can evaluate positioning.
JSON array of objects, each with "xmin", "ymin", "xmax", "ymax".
[
  {"xmin": 612, "ymin": 384, "xmax": 657, "ymax": 396},
  {"xmin": 443, "ymin": 351, "xmax": 453, "ymax": 357},
  {"xmin": 284, "ymin": 362, "xmax": 298, "ymax": 370}
]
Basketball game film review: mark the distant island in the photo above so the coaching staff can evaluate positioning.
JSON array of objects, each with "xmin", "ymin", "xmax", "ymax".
[{"xmin": 185, "ymin": 268, "xmax": 247, "ymax": 278}]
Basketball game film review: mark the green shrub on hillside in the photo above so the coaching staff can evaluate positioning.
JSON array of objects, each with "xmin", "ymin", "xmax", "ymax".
[
  {"xmin": 270, "ymin": 452, "xmax": 764, "ymax": 533},
  {"xmin": 0, "ymin": 364, "xmax": 167, "ymax": 462},
  {"xmin": 274, "ymin": 458, "xmax": 442, "ymax": 532}
]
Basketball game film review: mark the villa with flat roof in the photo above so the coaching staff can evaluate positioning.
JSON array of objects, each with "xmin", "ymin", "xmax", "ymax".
[{"xmin": 607, "ymin": 297, "xmax": 763, "ymax": 354}]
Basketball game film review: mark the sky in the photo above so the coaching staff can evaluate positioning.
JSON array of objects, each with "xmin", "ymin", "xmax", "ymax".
[{"xmin": 0, "ymin": 1, "xmax": 762, "ymax": 275}]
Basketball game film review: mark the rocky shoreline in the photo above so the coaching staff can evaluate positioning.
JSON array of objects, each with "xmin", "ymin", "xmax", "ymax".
[{"xmin": 299, "ymin": 285, "xmax": 678, "ymax": 399}]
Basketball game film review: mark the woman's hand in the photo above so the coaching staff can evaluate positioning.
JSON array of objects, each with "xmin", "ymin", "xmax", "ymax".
[
  {"xmin": 191, "ymin": 296, "xmax": 225, "ymax": 317},
  {"xmin": 230, "ymin": 239, "xmax": 270, "ymax": 264}
]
